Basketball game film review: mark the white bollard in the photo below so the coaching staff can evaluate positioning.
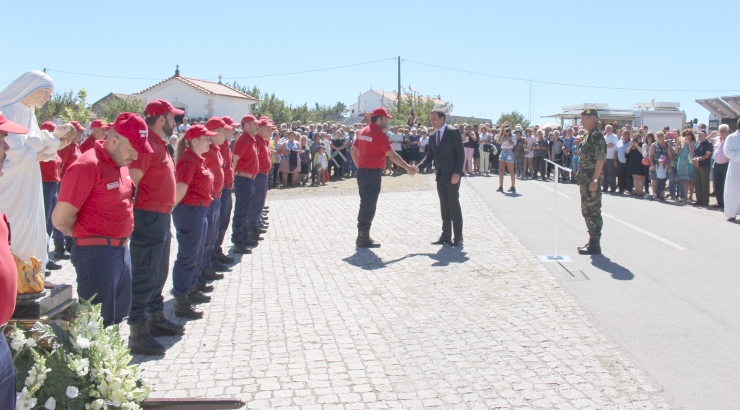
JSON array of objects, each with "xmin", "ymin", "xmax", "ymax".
[{"xmin": 538, "ymin": 159, "xmax": 573, "ymax": 263}]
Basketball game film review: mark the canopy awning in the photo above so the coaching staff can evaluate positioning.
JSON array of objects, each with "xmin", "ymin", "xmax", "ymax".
[
  {"xmin": 695, "ymin": 98, "xmax": 739, "ymax": 119},
  {"xmin": 542, "ymin": 110, "xmax": 636, "ymax": 120}
]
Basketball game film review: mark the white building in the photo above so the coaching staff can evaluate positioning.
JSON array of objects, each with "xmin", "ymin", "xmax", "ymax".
[
  {"xmin": 349, "ymin": 89, "xmax": 452, "ymax": 117},
  {"xmin": 134, "ymin": 68, "xmax": 259, "ymax": 121}
]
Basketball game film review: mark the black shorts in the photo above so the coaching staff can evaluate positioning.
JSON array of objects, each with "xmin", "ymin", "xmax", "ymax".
[{"xmin": 300, "ymin": 162, "xmax": 309, "ymax": 175}]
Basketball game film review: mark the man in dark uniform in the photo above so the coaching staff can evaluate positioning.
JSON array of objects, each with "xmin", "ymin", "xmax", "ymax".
[
  {"xmin": 576, "ymin": 109, "xmax": 606, "ymax": 255},
  {"xmin": 350, "ymin": 107, "xmax": 417, "ymax": 248},
  {"xmin": 52, "ymin": 112, "xmax": 154, "ymax": 327}
]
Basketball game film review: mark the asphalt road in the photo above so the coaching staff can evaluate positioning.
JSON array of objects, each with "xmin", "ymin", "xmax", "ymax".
[{"xmin": 465, "ymin": 173, "xmax": 739, "ymax": 410}]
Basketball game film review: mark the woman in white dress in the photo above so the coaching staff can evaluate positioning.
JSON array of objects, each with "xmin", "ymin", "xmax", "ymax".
[
  {"xmin": 0, "ymin": 70, "xmax": 67, "ymax": 268},
  {"xmin": 723, "ymin": 119, "xmax": 740, "ymax": 221}
]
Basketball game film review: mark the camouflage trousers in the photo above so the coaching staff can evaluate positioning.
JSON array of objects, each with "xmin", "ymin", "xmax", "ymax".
[{"xmin": 579, "ymin": 181, "xmax": 603, "ymax": 242}]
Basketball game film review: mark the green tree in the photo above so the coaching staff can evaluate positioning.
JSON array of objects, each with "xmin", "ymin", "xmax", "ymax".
[
  {"xmin": 332, "ymin": 101, "xmax": 348, "ymax": 117},
  {"xmin": 496, "ymin": 110, "xmax": 530, "ymax": 128},
  {"xmin": 383, "ymin": 86, "xmax": 449, "ymax": 127},
  {"xmin": 36, "ymin": 89, "xmax": 93, "ymax": 125},
  {"xmin": 98, "ymin": 96, "xmax": 146, "ymax": 123}
]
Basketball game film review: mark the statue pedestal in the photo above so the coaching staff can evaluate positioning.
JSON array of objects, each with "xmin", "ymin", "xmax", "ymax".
[{"xmin": 11, "ymin": 284, "xmax": 75, "ymax": 327}]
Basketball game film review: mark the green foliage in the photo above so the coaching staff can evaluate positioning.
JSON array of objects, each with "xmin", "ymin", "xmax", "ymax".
[
  {"xmin": 98, "ymin": 95, "xmax": 146, "ymax": 123},
  {"xmin": 496, "ymin": 110, "xmax": 530, "ymax": 128},
  {"xmin": 36, "ymin": 89, "xmax": 94, "ymax": 125},
  {"xmin": 383, "ymin": 86, "xmax": 449, "ymax": 127}
]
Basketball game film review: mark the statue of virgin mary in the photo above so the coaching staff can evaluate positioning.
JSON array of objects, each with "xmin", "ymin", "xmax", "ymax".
[{"xmin": 0, "ymin": 70, "xmax": 63, "ymax": 269}]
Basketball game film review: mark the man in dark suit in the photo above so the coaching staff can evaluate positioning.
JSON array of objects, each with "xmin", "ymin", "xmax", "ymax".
[{"xmin": 418, "ymin": 109, "xmax": 465, "ymax": 246}]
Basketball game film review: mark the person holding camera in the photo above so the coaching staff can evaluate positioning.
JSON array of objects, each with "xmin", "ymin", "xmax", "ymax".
[{"xmin": 496, "ymin": 124, "xmax": 517, "ymax": 193}]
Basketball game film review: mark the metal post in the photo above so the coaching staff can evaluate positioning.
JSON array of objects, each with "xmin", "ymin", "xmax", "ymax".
[
  {"xmin": 397, "ymin": 56, "xmax": 401, "ymax": 115},
  {"xmin": 538, "ymin": 159, "xmax": 573, "ymax": 263}
]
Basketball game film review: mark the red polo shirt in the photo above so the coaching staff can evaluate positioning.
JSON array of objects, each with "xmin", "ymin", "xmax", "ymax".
[
  {"xmin": 257, "ymin": 137, "xmax": 271, "ymax": 174},
  {"xmin": 40, "ymin": 154, "xmax": 62, "ymax": 182},
  {"xmin": 58, "ymin": 142, "xmax": 81, "ymax": 178},
  {"xmin": 176, "ymin": 148, "xmax": 214, "ymax": 207},
  {"xmin": 79, "ymin": 135, "xmax": 98, "ymax": 153},
  {"xmin": 128, "ymin": 133, "xmax": 176, "ymax": 213},
  {"xmin": 355, "ymin": 123, "xmax": 392, "ymax": 169},
  {"xmin": 233, "ymin": 132, "xmax": 259, "ymax": 175},
  {"xmin": 203, "ymin": 144, "xmax": 224, "ymax": 198},
  {"xmin": 219, "ymin": 141, "xmax": 234, "ymax": 186},
  {"xmin": 0, "ymin": 214, "xmax": 17, "ymax": 325},
  {"xmin": 58, "ymin": 141, "xmax": 134, "ymax": 239}
]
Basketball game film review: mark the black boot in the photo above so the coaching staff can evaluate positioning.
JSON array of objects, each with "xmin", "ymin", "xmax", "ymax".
[
  {"xmin": 211, "ymin": 261, "xmax": 231, "ymax": 272},
  {"xmin": 232, "ymin": 243, "xmax": 253, "ymax": 254},
  {"xmin": 578, "ymin": 237, "xmax": 602, "ymax": 255},
  {"xmin": 53, "ymin": 246, "xmax": 70, "ymax": 260},
  {"xmin": 356, "ymin": 231, "xmax": 380, "ymax": 248},
  {"xmin": 242, "ymin": 237, "xmax": 259, "ymax": 247},
  {"xmin": 128, "ymin": 322, "xmax": 166, "ymax": 355},
  {"xmin": 196, "ymin": 281, "xmax": 214, "ymax": 293},
  {"xmin": 174, "ymin": 296, "xmax": 203, "ymax": 319},
  {"xmin": 188, "ymin": 285, "xmax": 211, "ymax": 304},
  {"xmin": 147, "ymin": 311, "xmax": 185, "ymax": 336},
  {"xmin": 46, "ymin": 260, "xmax": 62, "ymax": 270},
  {"xmin": 202, "ymin": 267, "xmax": 224, "ymax": 281},
  {"xmin": 64, "ymin": 238, "xmax": 72, "ymax": 253},
  {"xmin": 217, "ymin": 250, "xmax": 235, "ymax": 264},
  {"xmin": 248, "ymin": 230, "xmax": 264, "ymax": 241}
]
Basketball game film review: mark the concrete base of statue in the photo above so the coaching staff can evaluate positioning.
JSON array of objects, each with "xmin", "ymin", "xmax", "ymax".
[{"xmin": 11, "ymin": 284, "xmax": 75, "ymax": 326}]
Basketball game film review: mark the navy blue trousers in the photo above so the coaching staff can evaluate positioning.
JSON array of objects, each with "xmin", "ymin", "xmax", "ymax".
[
  {"xmin": 247, "ymin": 173, "xmax": 268, "ymax": 231},
  {"xmin": 128, "ymin": 209, "xmax": 171, "ymax": 324},
  {"xmin": 231, "ymin": 176, "xmax": 254, "ymax": 244},
  {"xmin": 0, "ymin": 335, "xmax": 14, "ymax": 410},
  {"xmin": 213, "ymin": 188, "xmax": 232, "ymax": 258},
  {"xmin": 198, "ymin": 198, "xmax": 221, "ymax": 286},
  {"xmin": 172, "ymin": 204, "xmax": 208, "ymax": 297},
  {"xmin": 42, "ymin": 181, "xmax": 58, "ymax": 238},
  {"xmin": 72, "ymin": 244, "xmax": 132, "ymax": 327}
]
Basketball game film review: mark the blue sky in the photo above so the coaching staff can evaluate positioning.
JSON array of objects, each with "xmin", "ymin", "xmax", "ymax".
[{"xmin": 2, "ymin": 0, "xmax": 738, "ymax": 125}]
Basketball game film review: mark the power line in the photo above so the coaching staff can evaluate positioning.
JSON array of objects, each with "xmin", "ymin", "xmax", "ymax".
[
  {"xmin": 222, "ymin": 57, "xmax": 397, "ymax": 80},
  {"xmin": 45, "ymin": 69, "xmax": 166, "ymax": 81},
  {"xmin": 403, "ymin": 59, "xmax": 740, "ymax": 93}
]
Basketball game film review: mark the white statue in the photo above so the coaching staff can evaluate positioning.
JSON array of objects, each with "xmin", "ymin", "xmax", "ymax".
[{"xmin": 0, "ymin": 70, "xmax": 69, "ymax": 269}]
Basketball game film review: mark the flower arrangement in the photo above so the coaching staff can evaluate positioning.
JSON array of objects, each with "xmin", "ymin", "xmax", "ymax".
[{"xmin": 5, "ymin": 298, "xmax": 150, "ymax": 410}]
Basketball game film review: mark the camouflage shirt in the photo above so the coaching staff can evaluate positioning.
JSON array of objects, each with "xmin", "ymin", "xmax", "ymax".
[{"xmin": 577, "ymin": 127, "xmax": 606, "ymax": 183}]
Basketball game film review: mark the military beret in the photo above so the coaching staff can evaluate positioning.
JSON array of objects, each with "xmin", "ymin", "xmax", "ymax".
[{"xmin": 581, "ymin": 108, "xmax": 598, "ymax": 116}]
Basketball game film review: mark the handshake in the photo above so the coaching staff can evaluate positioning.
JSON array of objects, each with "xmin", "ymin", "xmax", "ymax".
[{"xmin": 405, "ymin": 165, "xmax": 419, "ymax": 176}]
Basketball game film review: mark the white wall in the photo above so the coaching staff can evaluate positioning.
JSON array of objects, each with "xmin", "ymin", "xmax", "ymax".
[
  {"xmin": 350, "ymin": 90, "xmax": 453, "ymax": 117},
  {"xmin": 137, "ymin": 81, "xmax": 255, "ymax": 121}
]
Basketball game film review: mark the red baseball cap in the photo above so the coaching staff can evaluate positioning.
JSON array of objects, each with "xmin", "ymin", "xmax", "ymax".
[
  {"xmin": 112, "ymin": 112, "xmax": 154, "ymax": 154},
  {"xmin": 257, "ymin": 119, "xmax": 276, "ymax": 130},
  {"xmin": 184, "ymin": 124, "xmax": 217, "ymax": 140},
  {"xmin": 240, "ymin": 114, "xmax": 257, "ymax": 125},
  {"xmin": 70, "ymin": 121, "xmax": 87, "ymax": 131},
  {"xmin": 222, "ymin": 116, "xmax": 239, "ymax": 127},
  {"xmin": 145, "ymin": 99, "xmax": 184, "ymax": 117},
  {"xmin": 372, "ymin": 107, "xmax": 392, "ymax": 119},
  {"xmin": 0, "ymin": 112, "xmax": 30, "ymax": 134},
  {"xmin": 205, "ymin": 117, "xmax": 232, "ymax": 131},
  {"xmin": 39, "ymin": 121, "xmax": 57, "ymax": 133},
  {"xmin": 90, "ymin": 119, "xmax": 108, "ymax": 129}
]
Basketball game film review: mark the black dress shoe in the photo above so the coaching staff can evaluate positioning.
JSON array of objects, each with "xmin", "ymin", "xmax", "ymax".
[
  {"xmin": 451, "ymin": 239, "xmax": 464, "ymax": 247},
  {"xmin": 263, "ymin": 206, "xmax": 269, "ymax": 211},
  {"xmin": 188, "ymin": 287, "xmax": 212, "ymax": 304},
  {"xmin": 196, "ymin": 282, "xmax": 214, "ymax": 293},
  {"xmin": 232, "ymin": 244, "xmax": 252, "ymax": 254},
  {"xmin": 53, "ymin": 249, "xmax": 71, "ymax": 260},
  {"xmin": 217, "ymin": 252, "xmax": 235, "ymax": 264},
  {"xmin": 496, "ymin": 186, "xmax": 504, "ymax": 192},
  {"xmin": 431, "ymin": 238, "xmax": 451, "ymax": 245},
  {"xmin": 46, "ymin": 260, "xmax": 62, "ymax": 270},
  {"xmin": 201, "ymin": 268, "xmax": 224, "ymax": 281},
  {"xmin": 261, "ymin": 215, "xmax": 269, "ymax": 221},
  {"xmin": 210, "ymin": 261, "xmax": 231, "ymax": 272},
  {"xmin": 242, "ymin": 238, "xmax": 259, "ymax": 246}
]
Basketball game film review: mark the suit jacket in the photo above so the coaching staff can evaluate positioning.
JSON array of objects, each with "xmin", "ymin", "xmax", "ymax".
[{"xmin": 418, "ymin": 126, "xmax": 465, "ymax": 182}]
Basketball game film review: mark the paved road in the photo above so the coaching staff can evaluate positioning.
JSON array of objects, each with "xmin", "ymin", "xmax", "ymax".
[{"xmin": 466, "ymin": 174, "xmax": 739, "ymax": 410}]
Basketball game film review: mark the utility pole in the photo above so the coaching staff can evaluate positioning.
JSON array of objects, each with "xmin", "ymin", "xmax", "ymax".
[
  {"xmin": 397, "ymin": 56, "xmax": 401, "ymax": 116},
  {"xmin": 42, "ymin": 68, "xmax": 48, "ymax": 122},
  {"xmin": 529, "ymin": 77, "xmax": 532, "ymax": 124}
]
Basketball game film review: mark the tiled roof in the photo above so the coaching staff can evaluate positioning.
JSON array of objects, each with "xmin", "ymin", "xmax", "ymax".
[
  {"xmin": 135, "ymin": 76, "xmax": 260, "ymax": 101},
  {"xmin": 372, "ymin": 90, "xmax": 447, "ymax": 106}
]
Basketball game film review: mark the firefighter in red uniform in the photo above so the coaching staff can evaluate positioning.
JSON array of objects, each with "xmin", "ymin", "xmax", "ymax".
[
  {"xmin": 79, "ymin": 119, "xmax": 109, "ymax": 153},
  {"xmin": 230, "ymin": 115, "xmax": 260, "ymax": 253},
  {"xmin": 350, "ymin": 107, "xmax": 416, "ymax": 247},
  {"xmin": 53, "ymin": 120, "xmax": 85, "ymax": 258},
  {"xmin": 201, "ymin": 117, "xmax": 231, "ymax": 283},
  {"xmin": 213, "ymin": 116, "xmax": 237, "ymax": 263},
  {"xmin": 52, "ymin": 112, "xmax": 154, "ymax": 327}
]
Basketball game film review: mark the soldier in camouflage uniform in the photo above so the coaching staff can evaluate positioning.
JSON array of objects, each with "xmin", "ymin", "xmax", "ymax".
[{"xmin": 576, "ymin": 109, "xmax": 606, "ymax": 255}]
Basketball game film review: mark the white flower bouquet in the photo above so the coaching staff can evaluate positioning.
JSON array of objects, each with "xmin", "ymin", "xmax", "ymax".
[{"xmin": 4, "ymin": 298, "xmax": 150, "ymax": 409}]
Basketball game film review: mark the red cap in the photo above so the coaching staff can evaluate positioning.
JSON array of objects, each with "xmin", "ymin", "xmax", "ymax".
[
  {"xmin": 371, "ymin": 107, "xmax": 392, "ymax": 119},
  {"xmin": 70, "ymin": 121, "xmax": 87, "ymax": 131},
  {"xmin": 90, "ymin": 119, "xmax": 108, "ymax": 129},
  {"xmin": 222, "ymin": 116, "xmax": 239, "ymax": 127},
  {"xmin": 112, "ymin": 112, "xmax": 154, "ymax": 154},
  {"xmin": 0, "ymin": 112, "xmax": 30, "ymax": 134},
  {"xmin": 205, "ymin": 117, "xmax": 233, "ymax": 131},
  {"xmin": 240, "ymin": 114, "xmax": 257, "ymax": 125},
  {"xmin": 39, "ymin": 121, "xmax": 57, "ymax": 132},
  {"xmin": 183, "ymin": 124, "xmax": 217, "ymax": 140},
  {"xmin": 145, "ymin": 99, "xmax": 184, "ymax": 117},
  {"xmin": 257, "ymin": 119, "xmax": 276, "ymax": 130}
]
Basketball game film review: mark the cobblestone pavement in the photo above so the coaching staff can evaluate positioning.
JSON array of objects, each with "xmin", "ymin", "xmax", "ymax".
[{"xmin": 48, "ymin": 175, "xmax": 670, "ymax": 409}]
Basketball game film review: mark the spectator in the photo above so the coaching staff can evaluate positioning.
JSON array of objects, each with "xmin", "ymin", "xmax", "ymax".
[
  {"xmin": 389, "ymin": 126, "xmax": 404, "ymax": 175},
  {"xmin": 649, "ymin": 131, "xmax": 673, "ymax": 200},
  {"xmin": 524, "ymin": 128, "xmax": 535, "ymax": 179},
  {"xmin": 479, "ymin": 126, "xmax": 492, "ymax": 175},
  {"xmin": 532, "ymin": 129, "xmax": 548, "ymax": 180},
  {"xmin": 712, "ymin": 125, "xmax": 730, "ymax": 209},
  {"xmin": 602, "ymin": 124, "xmax": 619, "ymax": 192},
  {"xmin": 549, "ymin": 130, "xmax": 564, "ymax": 181},
  {"xmin": 562, "ymin": 128, "xmax": 575, "ymax": 181},
  {"xmin": 676, "ymin": 129, "xmax": 696, "ymax": 204},
  {"xmin": 178, "ymin": 117, "xmax": 191, "ymax": 135},
  {"xmin": 571, "ymin": 135, "xmax": 582, "ymax": 181},
  {"xmin": 345, "ymin": 130, "xmax": 357, "ymax": 177},
  {"xmin": 313, "ymin": 145, "xmax": 328, "ymax": 186},
  {"xmin": 299, "ymin": 135, "xmax": 311, "ymax": 186},
  {"xmin": 655, "ymin": 155, "xmax": 668, "ymax": 200},
  {"xmin": 691, "ymin": 130, "xmax": 713, "ymax": 206},
  {"xmin": 642, "ymin": 132, "xmax": 656, "ymax": 197},
  {"xmin": 615, "ymin": 129, "xmax": 631, "ymax": 193},
  {"xmin": 513, "ymin": 128, "xmax": 526, "ymax": 178},
  {"xmin": 407, "ymin": 127, "xmax": 421, "ymax": 167},
  {"xmin": 279, "ymin": 130, "xmax": 301, "ymax": 188},
  {"xmin": 462, "ymin": 126, "xmax": 478, "ymax": 175},
  {"xmin": 626, "ymin": 130, "xmax": 646, "ymax": 196},
  {"xmin": 496, "ymin": 124, "xmax": 517, "ymax": 192}
]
